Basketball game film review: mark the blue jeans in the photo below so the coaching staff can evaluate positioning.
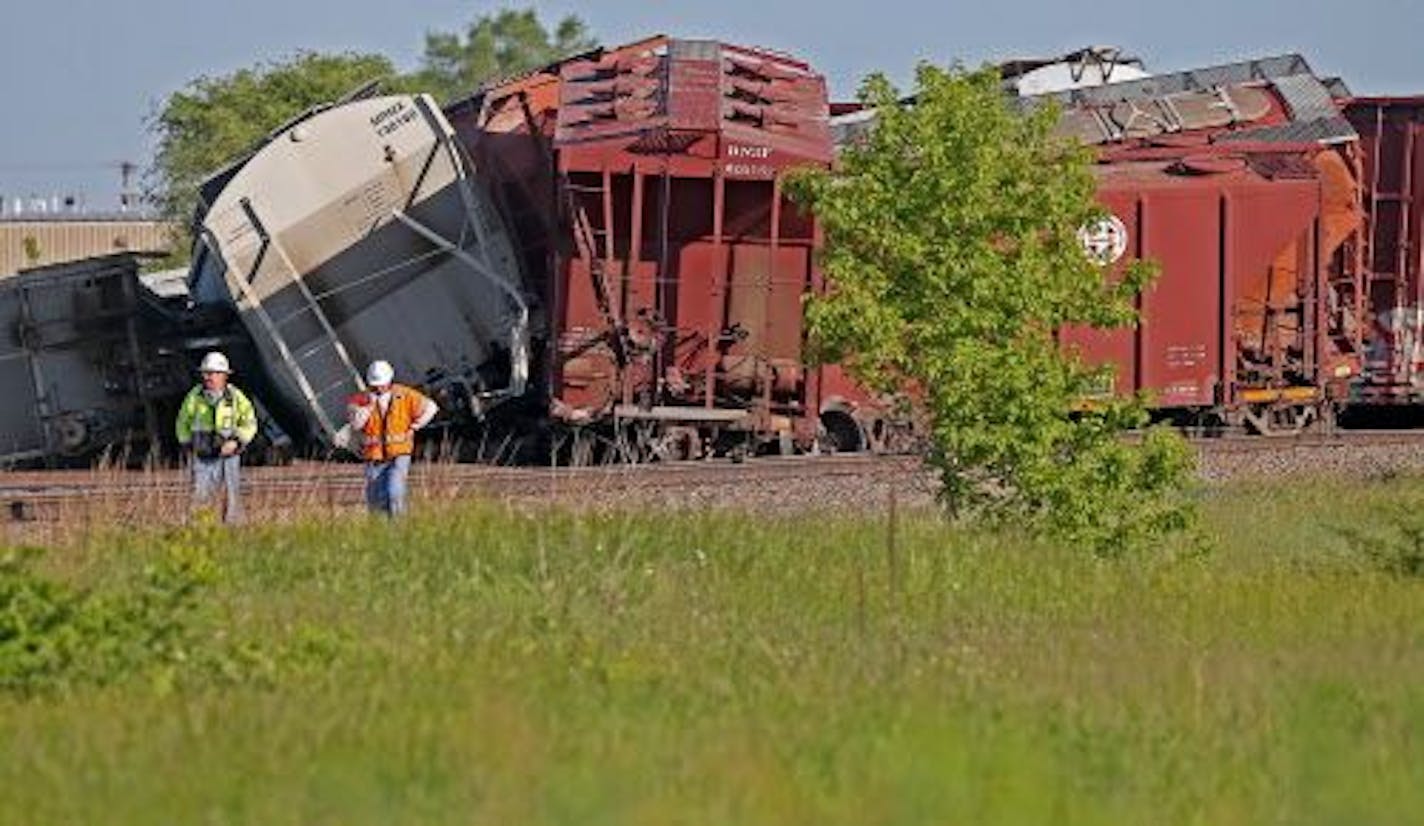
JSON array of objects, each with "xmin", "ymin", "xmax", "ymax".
[
  {"xmin": 193, "ymin": 455, "xmax": 242, "ymax": 524},
  {"xmin": 365, "ymin": 454, "xmax": 411, "ymax": 516}
]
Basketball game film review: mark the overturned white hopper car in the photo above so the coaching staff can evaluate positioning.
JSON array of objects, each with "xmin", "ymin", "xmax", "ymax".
[{"xmin": 188, "ymin": 92, "xmax": 530, "ymax": 445}]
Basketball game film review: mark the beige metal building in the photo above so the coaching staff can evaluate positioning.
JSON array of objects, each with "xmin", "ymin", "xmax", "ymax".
[{"xmin": 1, "ymin": 216, "xmax": 174, "ymax": 276}]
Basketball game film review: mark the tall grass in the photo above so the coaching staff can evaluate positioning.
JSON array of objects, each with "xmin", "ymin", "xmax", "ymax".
[{"xmin": 3, "ymin": 477, "xmax": 1424, "ymax": 825}]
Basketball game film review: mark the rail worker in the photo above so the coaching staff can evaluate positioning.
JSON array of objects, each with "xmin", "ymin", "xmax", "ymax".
[
  {"xmin": 175, "ymin": 351, "xmax": 259, "ymax": 524},
  {"xmin": 347, "ymin": 360, "xmax": 438, "ymax": 517}
]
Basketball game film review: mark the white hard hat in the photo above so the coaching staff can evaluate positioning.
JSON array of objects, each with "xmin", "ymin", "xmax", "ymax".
[
  {"xmin": 366, "ymin": 360, "xmax": 395, "ymax": 386},
  {"xmin": 199, "ymin": 351, "xmax": 231, "ymax": 374}
]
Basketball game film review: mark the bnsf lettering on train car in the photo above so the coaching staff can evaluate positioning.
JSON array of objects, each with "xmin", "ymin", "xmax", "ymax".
[
  {"xmin": 726, "ymin": 144, "xmax": 772, "ymax": 159},
  {"xmin": 724, "ymin": 145, "xmax": 776, "ymax": 178}
]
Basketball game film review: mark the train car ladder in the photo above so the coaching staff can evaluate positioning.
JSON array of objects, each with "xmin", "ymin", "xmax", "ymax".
[
  {"xmin": 563, "ymin": 174, "xmax": 629, "ymax": 368},
  {"xmin": 221, "ymin": 197, "xmax": 362, "ymax": 437}
]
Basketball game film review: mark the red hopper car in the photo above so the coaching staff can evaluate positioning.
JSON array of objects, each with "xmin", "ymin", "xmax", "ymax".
[
  {"xmin": 1025, "ymin": 56, "xmax": 1367, "ymax": 433},
  {"xmin": 446, "ymin": 37, "xmax": 894, "ymax": 458}
]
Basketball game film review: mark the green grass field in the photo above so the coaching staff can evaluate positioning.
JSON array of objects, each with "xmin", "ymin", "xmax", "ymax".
[{"xmin": 4, "ymin": 476, "xmax": 1424, "ymax": 825}]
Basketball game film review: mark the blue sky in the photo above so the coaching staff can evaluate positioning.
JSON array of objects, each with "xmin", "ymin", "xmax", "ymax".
[{"xmin": 2, "ymin": 0, "xmax": 1420, "ymax": 208}]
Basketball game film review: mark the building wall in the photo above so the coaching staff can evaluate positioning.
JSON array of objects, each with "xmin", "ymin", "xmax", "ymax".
[{"xmin": 0, "ymin": 220, "xmax": 175, "ymax": 275}]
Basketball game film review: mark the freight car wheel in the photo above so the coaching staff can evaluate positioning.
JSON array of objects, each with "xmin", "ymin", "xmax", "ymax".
[{"xmin": 819, "ymin": 410, "xmax": 866, "ymax": 454}]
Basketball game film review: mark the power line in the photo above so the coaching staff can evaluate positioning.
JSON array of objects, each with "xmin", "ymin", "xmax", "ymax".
[{"xmin": 0, "ymin": 160, "xmax": 142, "ymax": 172}]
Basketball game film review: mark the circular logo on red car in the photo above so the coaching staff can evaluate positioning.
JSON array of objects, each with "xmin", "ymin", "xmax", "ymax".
[{"xmin": 1078, "ymin": 214, "xmax": 1129, "ymax": 265}]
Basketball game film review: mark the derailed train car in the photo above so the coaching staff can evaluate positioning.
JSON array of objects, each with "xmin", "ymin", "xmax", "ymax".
[
  {"xmin": 0, "ymin": 253, "xmax": 272, "ymax": 466},
  {"xmin": 181, "ymin": 42, "xmax": 1424, "ymax": 449},
  {"xmin": 188, "ymin": 91, "xmax": 533, "ymax": 450},
  {"xmin": 14, "ymin": 39, "xmax": 1424, "ymax": 467},
  {"xmin": 189, "ymin": 38, "xmax": 894, "ymax": 461},
  {"xmin": 447, "ymin": 36, "xmax": 891, "ymax": 457}
]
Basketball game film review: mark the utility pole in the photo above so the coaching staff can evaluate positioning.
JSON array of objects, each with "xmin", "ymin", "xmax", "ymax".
[{"xmin": 118, "ymin": 161, "xmax": 138, "ymax": 211}]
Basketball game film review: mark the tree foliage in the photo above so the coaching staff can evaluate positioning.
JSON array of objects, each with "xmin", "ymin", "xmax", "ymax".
[
  {"xmin": 787, "ymin": 64, "xmax": 1196, "ymax": 554},
  {"xmin": 411, "ymin": 8, "xmax": 597, "ymax": 102},
  {"xmin": 145, "ymin": 10, "xmax": 595, "ymax": 257},
  {"xmin": 147, "ymin": 51, "xmax": 399, "ymax": 252}
]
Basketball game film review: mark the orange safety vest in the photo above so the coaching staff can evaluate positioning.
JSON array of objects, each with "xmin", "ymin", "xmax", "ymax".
[{"xmin": 351, "ymin": 384, "xmax": 429, "ymax": 462}]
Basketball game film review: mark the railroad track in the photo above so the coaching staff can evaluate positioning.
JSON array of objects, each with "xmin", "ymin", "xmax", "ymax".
[
  {"xmin": 5, "ymin": 427, "xmax": 1424, "ymax": 499},
  {"xmin": 6, "ymin": 429, "xmax": 1424, "ymax": 529},
  {"xmin": 0, "ymin": 454, "xmax": 924, "ymax": 525},
  {"xmin": 1183, "ymin": 428, "xmax": 1424, "ymax": 453}
]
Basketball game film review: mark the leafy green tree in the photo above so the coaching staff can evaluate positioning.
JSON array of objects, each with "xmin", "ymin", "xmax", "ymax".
[
  {"xmin": 412, "ymin": 8, "xmax": 597, "ymax": 102},
  {"xmin": 146, "ymin": 51, "xmax": 399, "ymax": 255},
  {"xmin": 787, "ymin": 64, "xmax": 1196, "ymax": 554}
]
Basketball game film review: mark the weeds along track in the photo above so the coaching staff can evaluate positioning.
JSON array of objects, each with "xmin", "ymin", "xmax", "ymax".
[
  {"xmin": 0, "ymin": 455, "xmax": 934, "ymax": 539},
  {"xmin": 0, "ymin": 454, "xmax": 916, "ymax": 498},
  {"xmin": 7, "ymin": 430, "xmax": 1424, "ymax": 539}
]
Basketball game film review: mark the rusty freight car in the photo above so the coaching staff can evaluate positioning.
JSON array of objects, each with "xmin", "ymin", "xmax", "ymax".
[
  {"xmin": 1040, "ymin": 55, "xmax": 1367, "ymax": 433},
  {"xmin": 831, "ymin": 53, "xmax": 1369, "ymax": 433},
  {"xmin": 450, "ymin": 36, "xmax": 893, "ymax": 458},
  {"xmin": 1346, "ymin": 97, "xmax": 1424, "ymax": 401},
  {"xmin": 1063, "ymin": 154, "xmax": 1352, "ymax": 434}
]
